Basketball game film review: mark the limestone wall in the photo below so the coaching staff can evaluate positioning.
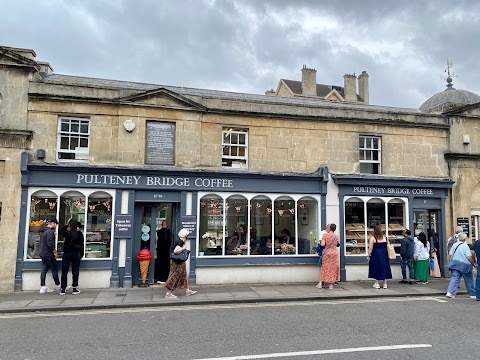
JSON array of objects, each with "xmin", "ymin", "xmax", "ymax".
[{"xmin": 0, "ymin": 149, "xmax": 22, "ymax": 292}]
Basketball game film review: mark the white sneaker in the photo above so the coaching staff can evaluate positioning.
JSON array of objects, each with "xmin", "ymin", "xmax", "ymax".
[
  {"xmin": 39, "ymin": 286, "xmax": 53, "ymax": 294},
  {"xmin": 57, "ymin": 285, "xmax": 71, "ymax": 292},
  {"xmin": 446, "ymin": 292, "xmax": 455, "ymax": 298},
  {"xmin": 470, "ymin": 295, "xmax": 477, "ymax": 299},
  {"xmin": 315, "ymin": 283, "xmax": 322, "ymax": 289}
]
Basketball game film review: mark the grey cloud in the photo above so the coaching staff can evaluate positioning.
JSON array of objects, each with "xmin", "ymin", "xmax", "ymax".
[{"xmin": 0, "ymin": 0, "xmax": 479, "ymax": 108}]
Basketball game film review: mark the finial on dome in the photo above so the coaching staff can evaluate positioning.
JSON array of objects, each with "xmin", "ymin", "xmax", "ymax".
[{"xmin": 442, "ymin": 58, "xmax": 458, "ymax": 90}]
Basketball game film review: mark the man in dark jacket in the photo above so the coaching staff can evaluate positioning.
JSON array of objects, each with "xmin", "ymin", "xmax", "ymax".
[
  {"xmin": 38, "ymin": 218, "xmax": 61, "ymax": 293},
  {"xmin": 155, "ymin": 220, "xmax": 172, "ymax": 284},
  {"xmin": 399, "ymin": 229, "xmax": 415, "ymax": 284}
]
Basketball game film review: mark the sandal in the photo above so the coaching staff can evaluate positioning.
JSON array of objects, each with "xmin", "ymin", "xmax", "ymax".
[
  {"xmin": 186, "ymin": 289, "xmax": 197, "ymax": 296},
  {"xmin": 165, "ymin": 293, "xmax": 177, "ymax": 299}
]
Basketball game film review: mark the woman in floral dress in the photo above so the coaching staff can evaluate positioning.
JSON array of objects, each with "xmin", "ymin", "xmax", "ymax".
[{"xmin": 320, "ymin": 224, "xmax": 340, "ymax": 290}]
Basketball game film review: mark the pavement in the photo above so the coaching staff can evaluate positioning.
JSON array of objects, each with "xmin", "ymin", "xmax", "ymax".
[{"xmin": 0, "ymin": 277, "xmax": 471, "ymax": 314}]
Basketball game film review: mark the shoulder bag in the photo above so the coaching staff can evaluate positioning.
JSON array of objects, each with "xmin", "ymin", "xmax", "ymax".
[
  {"xmin": 170, "ymin": 248, "xmax": 190, "ymax": 262},
  {"xmin": 387, "ymin": 240, "xmax": 396, "ymax": 260},
  {"xmin": 318, "ymin": 235, "xmax": 337, "ymax": 266}
]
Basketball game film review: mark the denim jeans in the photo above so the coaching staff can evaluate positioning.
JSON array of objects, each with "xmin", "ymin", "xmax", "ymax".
[
  {"xmin": 40, "ymin": 256, "xmax": 60, "ymax": 287},
  {"xmin": 400, "ymin": 258, "xmax": 414, "ymax": 280},
  {"xmin": 61, "ymin": 251, "xmax": 81, "ymax": 289},
  {"xmin": 447, "ymin": 269, "xmax": 475, "ymax": 296}
]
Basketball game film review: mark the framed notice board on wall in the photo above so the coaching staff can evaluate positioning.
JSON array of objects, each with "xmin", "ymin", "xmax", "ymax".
[{"xmin": 145, "ymin": 122, "xmax": 175, "ymax": 165}]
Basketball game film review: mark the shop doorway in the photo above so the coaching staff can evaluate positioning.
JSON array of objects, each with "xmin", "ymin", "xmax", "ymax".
[
  {"xmin": 413, "ymin": 208, "xmax": 443, "ymax": 273},
  {"xmin": 133, "ymin": 203, "xmax": 179, "ymax": 286}
]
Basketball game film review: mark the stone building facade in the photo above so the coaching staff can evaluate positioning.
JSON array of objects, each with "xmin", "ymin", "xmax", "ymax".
[{"xmin": 0, "ymin": 45, "xmax": 479, "ymax": 292}]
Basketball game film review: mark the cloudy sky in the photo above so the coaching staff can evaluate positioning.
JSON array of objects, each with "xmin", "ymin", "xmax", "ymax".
[{"xmin": 1, "ymin": 0, "xmax": 479, "ymax": 108}]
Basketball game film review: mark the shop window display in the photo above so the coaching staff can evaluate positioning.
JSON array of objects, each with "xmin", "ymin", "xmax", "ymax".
[
  {"xmin": 85, "ymin": 192, "xmax": 112, "ymax": 258},
  {"xmin": 344, "ymin": 197, "xmax": 407, "ymax": 256},
  {"xmin": 27, "ymin": 191, "xmax": 58, "ymax": 259},
  {"xmin": 58, "ymin": 191, "xmax": 86, "ymax": 257},
  {"xmin": 198, "ymin": 192, "xmax": 320, "ymax": 257},
  {"xmin": 273, "ymin": 196, "xmax": 296, "ymax": 255},
  {"xmin": 345, "ymin": 198, "xmax": 366, "ymax": 255},
  {"xmin": 224, "ymin": 195, "xmax": 248, "ymax": 255},
  {"xmin": 25, "ymin": 188, "xmax": 114, "ymax": 261},
  {"xmin": 250, "ymin": 196, "xmax": 273, "ymax": 255},
  {"xmin": 297, "ymin": 197, "xmax": 319, "ymax": 254},
  {"xmin": 199, "ymin": 194, "xmax": 224, "ymax": 256}
]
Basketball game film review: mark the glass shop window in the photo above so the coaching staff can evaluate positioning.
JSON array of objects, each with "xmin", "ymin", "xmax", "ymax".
[
  {"xmin": 345, "ymin": 199, "xmax": 366, "ymax": 255},
  {"xmin": 297, "ymin": 197, "xmax": 319, "ymax": 255},
  {"xmin": 273, "ymin": 196, "xmax": 296, "ymax": 255},
  {"xmin": 224, "ymin": 195, "xmax": 248, "ymax": 255},
  {"xmin": 199, "ymin": 194, "xmax": 224, "ymax": 256},
  {"xmin": 85, "ymin": 192, "xmax": 113, "ymax": 258},
  {"xmin": 250, "ymin": 196, "xmax": 272, "ymax": 256},
  {"xmin": 58, "ymin": 191, "xmax": 86, "ymax": 258},
  {"xmin": 27, "ymin": 191, "xmax": 58, "ymax": 259},
  {"xmin": 387, "ymin": 200, "xmax": 406, "ymax": 254}
]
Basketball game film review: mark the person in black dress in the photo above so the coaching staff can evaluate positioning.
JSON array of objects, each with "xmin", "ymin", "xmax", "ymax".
[{"xmin": 156, "ymin": 220, "xmax": 172, "ymax": 284}]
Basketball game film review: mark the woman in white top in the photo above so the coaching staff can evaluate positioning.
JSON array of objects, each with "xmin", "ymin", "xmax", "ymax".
[{"xmin": 414, "ymin": 232, "xmax": 430, "ymax": 284}]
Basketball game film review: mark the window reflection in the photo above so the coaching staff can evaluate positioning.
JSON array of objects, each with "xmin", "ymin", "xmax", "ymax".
[
  {"xmin": 250, "ymin": 196, "xmax": 272, "ymax": 256},
  {"xmin": 199, "ymin": 194, "xmax": 224, "ymax": 256},
  {"xmin": 27, "ymin": 191, "xmax": 58, "ymax": 259},
  {"xmin": 274, "ymin": 196, "xmax": 295, "ymax": 255},
  {"xmin": 58, "ymin": 191, "xmax": 86, "ymax": 258},
  {"xmin": 225, "ymin": 195, "xmax": 248, "ymax": 255},
  {"xmin": 297, "ymin": 197, "xmax": 318, "ymax": 254},
  {"xmin": 86, "ymin": 192, "xmax": 112, "ymax": 258}
]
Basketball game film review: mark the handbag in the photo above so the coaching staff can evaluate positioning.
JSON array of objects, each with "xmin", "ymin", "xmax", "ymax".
[
  {"xmin": 429, "ymin": 257, "xmax": 435, "ymax": 270},
  {"xmin": 387, "ymin": 243, "xmax": 396, "ymax": 260},
  {"xmin": 170, "ymin": 249, "xmax": 190, "ymax": 262},
  {"xmin": 318, "ymin": 235, "xmax": 336, "ymax": 266}
]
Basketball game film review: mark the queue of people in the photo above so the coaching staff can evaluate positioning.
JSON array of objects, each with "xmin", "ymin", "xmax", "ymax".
[{"xmin": 38, "ymin": 216, "xmax": 480, "ymax": 302}]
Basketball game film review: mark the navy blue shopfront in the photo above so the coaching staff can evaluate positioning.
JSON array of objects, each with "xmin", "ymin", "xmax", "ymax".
[
  {"xmin": 333, "ymin": 174, "xmax": 453, "ymax": 281},
  {"xmin": 15, "ymin": 153, "xmax": 328, "ymax": 290}
]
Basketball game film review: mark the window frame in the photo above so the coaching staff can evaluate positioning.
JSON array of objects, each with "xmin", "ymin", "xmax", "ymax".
[
  {"xmin": 222, "ymin": 127, "xmax": 248, "ymax": 169},
  {"xmin": 343, "ymin": 196, "xmax": 408, "ymax": 256},
  {"xmin": 24, "ymin": 187, "xmax": 115, "ymax": 261},
  {"xmin": 197, "ymin": 192, "xmax": 321, "ymax": 257},
  {"xmin": 359, "ymin": 135, "xmax": 381, "ymax": 174},
  {"xmin": 57, "ymin": 116, "xmax": 90, "ymax": 162}
]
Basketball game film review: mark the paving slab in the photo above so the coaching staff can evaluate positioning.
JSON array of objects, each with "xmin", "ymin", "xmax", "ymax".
[
  {"xmin": 28, "ymin": 299, "xmax": 64, "ymax": 307},
  {"xmin": 61, "ymin": 298, "xmax": 95, "ymax": 306}
]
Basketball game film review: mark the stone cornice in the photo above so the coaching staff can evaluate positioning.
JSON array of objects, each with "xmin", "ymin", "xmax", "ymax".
[{"xmin": 0, "ymin": 129, "xmax": 33, "ymax": 149}]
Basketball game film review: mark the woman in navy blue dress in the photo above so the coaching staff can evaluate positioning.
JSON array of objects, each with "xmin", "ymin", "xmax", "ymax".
[{"xmin": 368, "ymin": 225, "xmax": 392, "ymax": 289}]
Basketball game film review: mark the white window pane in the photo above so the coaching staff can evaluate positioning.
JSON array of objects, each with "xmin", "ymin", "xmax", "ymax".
[
  {"xmin": 373, "ymin": 138, "xmax": 379, "ymax": 149},
  {"xmin": 238, "ymin": 147, "xmax": 245, "ymax": 157},
  {"xmin": 80, "ymin": 138, "xmax": 88, "ymax": 147},
  {"xmin": 223, "ymin": 132, "xmax": 230, "ymax": 144},
  {"xmin": 373, "ymin": 150, "xmax": 379, "ymax": 161},
  {"xmin": 231, "ymin": 133, "xmax": 238, "ymax": 144},
  {"xmin": 61, "ymin": 121, "xmax": 69, "ymax": 132},
  {"xmin": 80, "ymin": 123, "xmax": 89, "ymax": 134},
  {"xmin": 239, "ymin": 133, "xmax": 246, "ymax": 145},
  {"xmin": 359, "ymin": 150, "xmax": 364, "ymax": 160}
]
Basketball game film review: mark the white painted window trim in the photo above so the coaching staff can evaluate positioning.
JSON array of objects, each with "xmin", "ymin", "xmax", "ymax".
[
  {"xmin": 359, "ymin": 135, "xmax": 381, "ymax": 174},
  {"xmin": 196, "ymin": 192, "xmax": 321, "ymax": 257},
  {"xmin": 222, "ymin": 128, "xmax": 248, "ymax": 169},
  {"xmin": 343, "ymin": 196, "xmax": 409, "ymax": 256},
  {"xmin": 56, "ymin": 117, "xmax": 90, "ymax": 162},
  {"xmin": 24, "ymin": 187, "xmax": 115, "ymax": 261}
]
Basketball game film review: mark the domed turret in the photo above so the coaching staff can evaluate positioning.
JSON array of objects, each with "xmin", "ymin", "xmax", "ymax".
[{"xmin": 420, "ymin": 61, "xmax": 480, "ymax": 113}]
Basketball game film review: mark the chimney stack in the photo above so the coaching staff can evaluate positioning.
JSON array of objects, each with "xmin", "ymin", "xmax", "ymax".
[
  {"xmin": 357, "ymin": 71, "xmax": 369, "ymax": 104},
  {"xmin": 343, "ymin": 73, "xmax": 357, "ymax": 102},
  {"xmin": 301, "ymin": 65, "xmax": 317, "ymax": 96}
]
